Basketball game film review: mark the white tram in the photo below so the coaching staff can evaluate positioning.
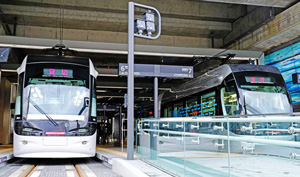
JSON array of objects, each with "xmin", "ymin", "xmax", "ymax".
[{"xmin": 13, "ymin": 54, "xmax": 98, "ymax": 158}]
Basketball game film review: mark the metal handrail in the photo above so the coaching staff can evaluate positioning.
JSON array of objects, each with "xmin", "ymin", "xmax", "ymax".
[
  {"xmin": 142, "ymin": 129, "xmax": 300, "ymax": 148},
  {"xmin": 141, "ymin": 116, "xmax": 300, "ymax": 123},
  {"xmin": 142, "ymin": 112, "xmax": 300, "ymax": 121}
]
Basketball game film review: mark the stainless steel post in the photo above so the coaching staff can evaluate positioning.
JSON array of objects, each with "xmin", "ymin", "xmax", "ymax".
[
  {"xmin": 127, "ymin": 1, "xmax": 135, "ymax": 160},
  {"xmin": 154, "ymin": 77, "xmax": 158, "ymax": 118}
]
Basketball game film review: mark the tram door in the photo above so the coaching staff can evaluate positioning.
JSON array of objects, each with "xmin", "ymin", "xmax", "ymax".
[{"xmin": 97, "ymin": 105, "xmax": 122, "ymax": 147}]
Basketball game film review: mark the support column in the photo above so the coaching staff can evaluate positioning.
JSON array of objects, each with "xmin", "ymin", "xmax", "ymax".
[
  {"xmin": 0, "ymin": 77, "xmax": 12, "ymax": 144},
  {"xmin": 127, "ymin": 2, "xmax": 135, "ymax": 160},
  {"xmin": 154, "ymin": 77, "xmax": 158, "ymax": 119}
]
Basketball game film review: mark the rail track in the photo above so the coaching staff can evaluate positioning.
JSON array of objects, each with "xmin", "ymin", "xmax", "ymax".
[{"xmin": 0, "ymin": 158, "xmax": 111, "ymax": 177}]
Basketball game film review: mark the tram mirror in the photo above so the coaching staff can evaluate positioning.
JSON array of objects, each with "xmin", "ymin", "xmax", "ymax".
[
  {"xmin": 11, "ymin": 103, "xmax": 15, "ymax": 109},
  {"xmin": 84, "ymin": 97, "xmax": 90, "ymax": 107}
]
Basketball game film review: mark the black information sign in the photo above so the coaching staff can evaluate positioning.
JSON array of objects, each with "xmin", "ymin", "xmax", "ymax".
[{"xmin": 119, "ymin": 63, "xmax": 193, "ymax": 78}]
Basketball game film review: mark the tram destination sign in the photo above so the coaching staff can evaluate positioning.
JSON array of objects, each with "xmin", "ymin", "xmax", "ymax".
[{"xmin": 119, "ymin": 63, "xmax": 193, "ymax": 78}]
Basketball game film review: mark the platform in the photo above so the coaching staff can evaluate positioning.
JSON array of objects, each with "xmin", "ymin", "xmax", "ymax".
[
  {"xmin": 0, "ymin": 145, "xmax": 13, "ymax": 163},
  {"xmin": 96, "ymin": 145, "xmax": 172, "ymax": 177}
]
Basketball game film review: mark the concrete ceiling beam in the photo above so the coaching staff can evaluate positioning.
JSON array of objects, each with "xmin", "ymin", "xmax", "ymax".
[
  {"xmin": 0, "ymin": 25, "xmax": 4, "ymax": 35},
  {"xmin": 1, "ymin": 4, "xmax": 232, "ymax": 38},
  {"xmin": 0, "ymin": 35, "xmax": 263, "ymax": 59},
  {"xmin": 228, "ymin": 2, "xmax": 300, "ymax": 51},
  {"xmin": 1, "ymin": 0, "xmax": 245, "ymax": 21},
  {"xmin": 12, "ymin": 25, "xmax": 224, "ymax": 48},
  {"xmin": 197, "ymin": 0, "xmax": 296, "ymax": 8},
  {"xmin": 224, "ymin": 7, "xmax": 282, "ymax": 47}
]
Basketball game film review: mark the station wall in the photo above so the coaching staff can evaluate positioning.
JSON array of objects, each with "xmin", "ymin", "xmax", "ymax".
[{"xmin": 265, "ymin": 42, "xmax": 300, "ymax": 112}]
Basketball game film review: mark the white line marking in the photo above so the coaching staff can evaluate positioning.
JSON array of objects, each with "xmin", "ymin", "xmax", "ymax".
[
  {"xmin": 8, "ymin": 165, "xmax": 33, "ymax": 177},
  {"xmin": 77, "ymin": 164, "xmax": 97, "ymax": 177},
  {"xmin": 66, "ymin": 171, "xmax": 75, "ymax": 177},
  {"xmin": 29, "ymin": 171, "xmax": 41, "ymax": 177},
  {"xmin": 36, "ymin": 166, "xmax": 44, "ymax": 170}
]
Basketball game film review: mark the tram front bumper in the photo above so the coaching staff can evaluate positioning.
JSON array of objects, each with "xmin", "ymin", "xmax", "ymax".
[{"xmin": 13, "ymin": 132, "xmax": 96, "ymax": 158}]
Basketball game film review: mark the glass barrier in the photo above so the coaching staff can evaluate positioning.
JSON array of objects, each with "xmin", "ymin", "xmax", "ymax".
[{"xmin": 136, "ymin": 113, "xmax": 300, "ymax": 177}]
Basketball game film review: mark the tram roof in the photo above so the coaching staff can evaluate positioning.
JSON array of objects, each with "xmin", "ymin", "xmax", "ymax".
[{"xmin": 17, "ymin": 54, "xmax": 98, "ymax": 78}]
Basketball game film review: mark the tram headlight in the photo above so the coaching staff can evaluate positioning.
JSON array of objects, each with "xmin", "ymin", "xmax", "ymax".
[
  {"xmin": 22, "ymin": 140, "xmax": 28, "ymax": 145},
  {"xmin": 82, "ymin": 141, "xmax": 87, "ymax": 145},
  {"xmin": 23, "ymin": 128, "xmax": 33, "ymax": 132}
]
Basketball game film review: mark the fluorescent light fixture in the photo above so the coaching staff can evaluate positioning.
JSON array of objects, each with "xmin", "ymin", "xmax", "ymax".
[
  {"xmin": 0, "ymin": 36, "xmax": 261, "ymax": 59},
  {"xmin": 98, "ymin": 73, "xmax": 119, "ymax": 77},
  {"xmin": 0, "ymin": 69, "xmax": 17, "ymax": 72},
  {"xmin": 97, "ymin": 96, "xmax": 124, "ymax": 98},
  {"xmin": 96, "ymin": 85, "xmax": 171, "ymax": 91},
  {"xmin": 96, "ymin": 90, "xmax": 108, "ymax": 93}
]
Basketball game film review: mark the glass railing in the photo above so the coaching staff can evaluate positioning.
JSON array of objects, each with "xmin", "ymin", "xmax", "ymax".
[{"xmin": 136, "ymin": 113, "xmax": 300, "ymax": 177}]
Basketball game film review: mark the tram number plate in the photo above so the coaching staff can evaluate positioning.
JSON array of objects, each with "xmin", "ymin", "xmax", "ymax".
[{"xmin": 43, "ymin": 138, "xmax": 68, "ymax": 146}]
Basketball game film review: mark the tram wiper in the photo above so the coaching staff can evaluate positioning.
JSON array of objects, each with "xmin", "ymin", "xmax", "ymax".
[
  {"xmin": 68, "ymin": 127, "xmax": 89, "ymax": 132},
  {"xmin": 78, "ymin": 97, "xmax": 90, "ymax": 115},
  {"xmin": 245, "ymin": 103, "xmax": 262, "ymax": 114},
  {"xmin": 28, "ymin": 98, "xmax": 59, "ymax": 126},
  {"xmin": 23, "ymin": 121, "xmax": 43, "ymax": 132}
]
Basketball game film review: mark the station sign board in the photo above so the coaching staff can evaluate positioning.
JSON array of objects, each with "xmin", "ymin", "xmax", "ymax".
[{"xmin": 119, "ymin": 63, "xmax": 193, "ymax": 78}]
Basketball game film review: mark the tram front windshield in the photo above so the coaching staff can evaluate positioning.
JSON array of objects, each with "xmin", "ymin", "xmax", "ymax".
[
  {"xmin": 234, "ymin": 72, "xmax": 292, "ymax": 114},
  {"xmin": 17, "ymin": 63, "xmax": 94, "ymax": 136}
]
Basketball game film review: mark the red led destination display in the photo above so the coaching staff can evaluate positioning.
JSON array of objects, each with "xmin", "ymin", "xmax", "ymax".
[
  {"xmin": 43, "ymin": 68, "xmax": 73, "ymax": 78},
  {"xmin": 245, "ymin": 76, "xmax": 273, "ymax": 84}
]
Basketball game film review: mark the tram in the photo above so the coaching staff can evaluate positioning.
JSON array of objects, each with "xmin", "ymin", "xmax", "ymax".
[
  {"xmin": 13, "ymin": 54, "xmax": 98, "ymax": 158},
  {"xmin": 160, "ymin": 64, "xmax": 293, "ymax": 137}
]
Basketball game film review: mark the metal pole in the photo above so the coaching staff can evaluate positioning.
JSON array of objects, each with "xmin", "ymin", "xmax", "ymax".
[
  {"xmin": 127, "ymin": 1, "xmax": 135, "ymax": 160},
  {"xmin": 227, "ymin": 117, "xmax": 231, "ymax": 177},
  {"xmin": 121, "ymin": 118, "xmax": 123, "ymax": 153},
  {"xmin": 154, "ymin": 77, "xmax": 158, "ymax": 118}
]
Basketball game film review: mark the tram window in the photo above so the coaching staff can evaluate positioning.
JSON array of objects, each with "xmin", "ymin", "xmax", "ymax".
[
  {"xmin": 186, "ymin": 97, "xmax": 198, "ymax": 117},
  {"xmin": 164, "ymin": 108, "xmax": 168, "ymax": 117},
  {"xmin": 201, "ymin": 91, "xmax": 216, "ymax": 116},
  {"xmin": 235, "ymin": 72, "xmax": 291, "ymax": 114},
  {"xmin": 167, "ymin": 106, "xmax": 172, "ymax": 117},
  {"xmin": 91, "ymin": 77, "xmax": 97, "ymax": 117},
  {"xmin": 221, "ymin": 87, "xmax": 239, "ymax": 115},
  {"xmin": 15, "ymin": 73, "xmax": 24, "ymax": 116},
  {"xmin": 240, "ymin": 85, "xmax": 287, "ymax": 94},
  {"xmin": 173, "ymin": 101, "xmax": 183, "ymax": 117},
  {"xmin": 28, "ymin": 78, "xmax": 86, "ymax": 87}
]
